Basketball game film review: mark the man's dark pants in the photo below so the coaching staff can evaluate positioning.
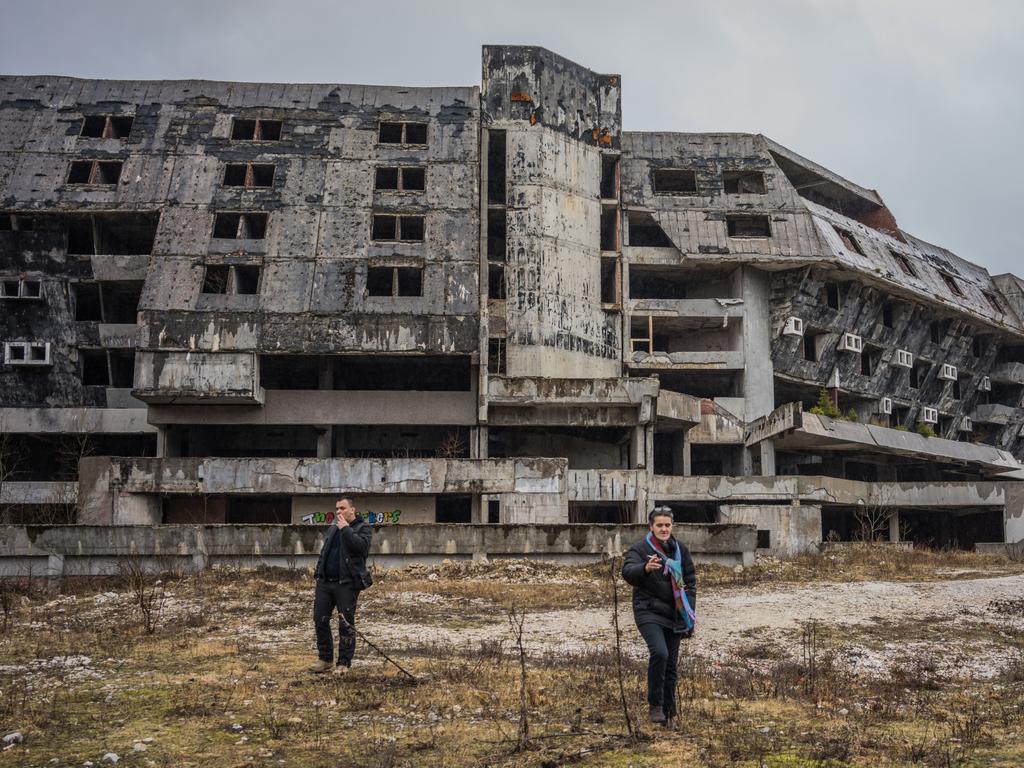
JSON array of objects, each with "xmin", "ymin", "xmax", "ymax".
[
  {"xmin": 638, "ymin": 622, "xmax": 681, "ymax": 717},
  {"xmin": 313, "ymin": 580, "xmax": 357, "ymax": 666}
]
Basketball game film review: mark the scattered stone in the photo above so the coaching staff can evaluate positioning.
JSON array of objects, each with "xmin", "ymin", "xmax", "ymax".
[
  {"xmin": 101, "ymin": 754, "xmax": 119, "ymax": 764},
  {"xmin": 2, "ymin": 733, "xmax": 24, "ymax": 746},
  {"xmin": 230, "ymin": 724, "xmax": 243, "ymax": 732},
  {"xmin": 142, "ymin": 738, "xmax": 154, "ymax": 744},
  {"xmin": 132, "ymin": 742, "xmax": 147, "ymax": 752}
]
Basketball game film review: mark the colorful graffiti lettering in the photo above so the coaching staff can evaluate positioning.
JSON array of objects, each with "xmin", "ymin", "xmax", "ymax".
[
  {"xmin": 365, "ymin": 509, "xmax": 402, "ymax": 525},
  {"xmin": 301, "ymin": 511, "xmax": 336, "ymax": 525},
  {"xmin": 300, "ymin": 509, "xmax": 403, "ymax": 525}
]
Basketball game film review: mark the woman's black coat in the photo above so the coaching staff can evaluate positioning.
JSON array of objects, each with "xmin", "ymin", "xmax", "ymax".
[{"xmin": 621, "ymin": 535, "xmax": 697, "ymax": 634}]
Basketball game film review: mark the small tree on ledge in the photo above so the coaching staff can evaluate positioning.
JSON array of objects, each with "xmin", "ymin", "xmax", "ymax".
[{"xmin": 809, "ymin": 388, "xmax": 841, "ymax": 419}]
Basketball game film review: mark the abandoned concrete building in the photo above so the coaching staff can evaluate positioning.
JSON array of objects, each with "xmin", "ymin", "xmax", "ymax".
[{"xmin": 3, "ymin": 44, "xmax": 1024, "ymax": 560}]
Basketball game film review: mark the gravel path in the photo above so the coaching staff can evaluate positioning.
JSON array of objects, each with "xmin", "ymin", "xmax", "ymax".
[{"xmin": 362, "ymin": 574, "xmax": 1024, "ymax": 678}]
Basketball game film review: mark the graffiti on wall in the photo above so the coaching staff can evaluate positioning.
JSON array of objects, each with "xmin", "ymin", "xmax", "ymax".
[{"xmin": 300, "ymin": 509, "xmax": 404, "ymax": 525}]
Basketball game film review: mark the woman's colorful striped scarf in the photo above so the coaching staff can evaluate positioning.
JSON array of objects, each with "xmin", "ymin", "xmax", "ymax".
[{"xmin": 645, "ymin": 532, "xmax": 696, "ymax": 631}]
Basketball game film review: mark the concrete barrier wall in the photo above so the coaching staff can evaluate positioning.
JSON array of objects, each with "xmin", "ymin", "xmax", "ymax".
[{"xmin": 0, "ymin": 522, "xmax": 756, "ymax": 577}]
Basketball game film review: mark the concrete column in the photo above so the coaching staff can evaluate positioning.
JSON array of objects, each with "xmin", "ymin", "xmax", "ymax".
[
  {"xmin": 470, "ymin": 426, "xmax": 488, "ymax": 459},
  {"xmin": 631, "ymin": 425, "xmax": 645, "ymax": 469},
  {"xmin": 758, "ymin": 441, "xmax": 776, "ymax": 476},
  {"xmin": 739, "ymin": 266, "xmax": 776, "ymax": 425},
  {"xmin": 888, "ymin": 510, "xmax": 901, "ymax": 542},
  {"xmin": 316, "ymin": 427, "xmax": 332, "ymax": 459}
]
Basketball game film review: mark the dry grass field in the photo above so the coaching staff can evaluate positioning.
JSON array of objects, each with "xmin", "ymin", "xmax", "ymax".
[{"xmin": 2, "ymin": 546, "xmax": 1024, "ymax": 767}]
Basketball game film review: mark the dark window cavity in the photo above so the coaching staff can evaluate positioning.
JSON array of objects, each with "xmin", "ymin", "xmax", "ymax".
[
  {"xmin": 627, "ymin": 212, "xmax": 673, "ymax": 247},
  {"xmin": 488, "ymin": 338, "xmax": 507, "ymax": 375},
  {"xmin": 371, "ymin": 214, "xmax": 424, "ymax": 242},
  {"xmin": 833, "ymin": 226, "xmax": 864, "ymax": 255},
  {"xmin": 722, "ymin": 171, "xmax": 766, "ymax": 194},
  {"xmin": 652, "ymin": 168, "xmax": 697, "ymax": 194},
  {"xmin": 374, "ymin": 166, "xmax": 425, "ymax": 191},
  {"xmin": 67, "ymin": 160, "xmax": 122, "ymax": 185},
  {"xmin": 600, "ymin": 155, "xmax": 619, "ymax": 200},
  {"xmin": 213, "ymin": 212, "xmax": 268, "ymax": 239},
  {"xmin": 939, "ymin": 272, "xmax": 964, "ymax": 297},
  {"xmin": 80, "ymin": 115, "xmax": 134, "ymax": 139},
  {"xmin": 727, "ymin": 215, "xmax": 770, "ymax": 238},
  {"xmin": 231, "ymin": 118, "xmax": 282, "ymax": 141},
  {"xmin": 378, "ymin": 121, "xmax": 427, "ymax": 146},
  {"xmin": 222, "ymin": 163, "xmax": 275, "ymax": 188}
]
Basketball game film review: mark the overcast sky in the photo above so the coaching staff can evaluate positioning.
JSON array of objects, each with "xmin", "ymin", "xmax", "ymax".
[{"xmin": 2, "ymin": 0, "xmax": 1021, "ymax": 275}]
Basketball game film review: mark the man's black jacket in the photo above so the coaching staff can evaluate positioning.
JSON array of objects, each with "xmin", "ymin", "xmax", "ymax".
[
  {"xmin": 314, "ymin": 517, "xmax": 373, "ymax": 590},
  {"xmin": 621, "ymin": 535, "xmax": 696, "ymax": 634}
]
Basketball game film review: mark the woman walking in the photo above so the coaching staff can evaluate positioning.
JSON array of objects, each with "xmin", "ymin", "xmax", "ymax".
[{"xmin": 621, "ymin": 506, "xmax": 697, "ymax": 729}]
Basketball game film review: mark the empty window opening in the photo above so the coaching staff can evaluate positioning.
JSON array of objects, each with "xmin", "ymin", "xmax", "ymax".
[
  {"xmin": 630, "ymin": 315, "xmax": 653, "ymax": 355},
  {"xmin": 67, "ymin": 160, "xmax": 122, "ymax": 185},
  {"xmin": 202, "ymin": 264, "xmax": 260, "ymax": 295},
  {"xmin": 600, "ymin": 207, "xmax": 618, "ymax": 251},
  {"xmin": 723, "ymin": 171, "xmax": 766, "ymax": 194},
  {"xmin": 803, "ymin": 329, "xmax": 826, "ymax": 362},
  {"xmin": 600, "ymin": 257, "xmax": 620, "ymax": 305},
  {"xmin": 488, "ymin": 263, "xmax": 505, "ymax": 300},
  {"xmin": 627, "ymin": 212, "xmax": 673, "ymax": 248},
  {"xmin": 234, "ymin": 265, "xmax": 261, "ymax": 294},
  {"xmin": 0, "ymin": 215, "xmax": 9, "ymax": 231},
  {"xmin": 653, "ymin": 168, "xmax": 697, "ymax": 194},
  {"xmin": 727, "ymin": 214, "xmax": 770, "ymax": 238},
  {"xmin": 952, "ymin": 377, "xmax": 963, "ymax": 400},
  {"xmin": 973, "ymin": 336, "xmax": 987, "ymax": 358},
  {"xmin": 1, "ymin": 278, "xmax": 42, "ymax": 300},
  {"xmin": 756, "ymin": 529, "xmax": 771, "ymax": 549},
  {"xmin": 231, "ymin": 118, "xmax": 282, "ymax": 141},
  {"xmin": 222, "ymin": 163, "xmax": 275, "ymax": 188},
  {"xmin": 487, "ymin": 209, "xmax": 507, "ymax": 261},
  {"xmin": 891, "ymin": 249, "xmax": 918, "ymax": 278},
  {"xmin": 374, "ymin": 166, "xmax": 426, "ymax": 192},
  {"xmin": 833, "ymin": 226, "xmax": 863, "ymax": 255},
  {"xmin": 201, "ymin": 265, "xmax": 230, "ymax": 294},
  {"xmin": 487, "ymin": 130, "xmax": 507, "ymax": 204},
  {"xmin": 81, "ymin": 349, "xmax": 110, "ymax": 386},
  {"xmin": 882, "ymin": 301, "xmax": 896, "ymax": 329},
  {"xmin": 371, "ymin": 214, "xmax": 425, "ymax": 242},
  {"xmin": 62, "ymin": 212, "xmax": 158, "ymax": 256},
  {"xmin": 861, "ymin": 345, "xmax": 882, "ymax": 376},
  {"xmin": 378, "ymin": 121, "xmax": 427, "ymax": 146},
  {"xmin": 109, "ymin": 350, "xmax": 135, "ymax": 388},
  {"xmin": 435, "ymin": 494, "xmax": 473, "ymax": 524},
  {"xmin": 72, "ymin": 282, "xmax": 103, "ymax": 321},
  {"xmin": 487, "ymin": 499, "xmax": 500, "ymax": 524},
  {"xmin": 910, "ymin": 360, "xmax": 930, "ymax": 389},
  {"xmin": 101, "ymin": 281, "xmax": 143, "ymax": 323},
  {"xmin": 939, "ymin": 272, "xmax": 964, "ymax": 297},
  {"xmin": 80, "ymin": 115, "xmax": 133, "ymax": 139},
  {"xmin": 629, "ymin": 267, "xmax": 689, "ymax": 300},
  {"xmin": 825, "ymin": 282, "xmax": 841, "ymax": 310},
  {"xmin": 600, "ymin": 155, "xmax": 619, "ymax": 200},
  {"xmin": 366, "ymin": 266, "xmax": 423, "ymax": 297},
  {"xmin": 930, "ymin": 321, "xmax": 946, "ymax": 345},
  {"xmin": 213, "ymin": 212, "xmax": 268, "ymax": 239},
  {"xmin": 488, "ymin": 338, "xmax": 507, "ymax": 375},
  {"xmin": 983, "ymin": 291, "xmax": 1005, "ymax": 314},
  {"xmin": 6, "ymin": 344, "xmax": 26, "ymax": 363}
]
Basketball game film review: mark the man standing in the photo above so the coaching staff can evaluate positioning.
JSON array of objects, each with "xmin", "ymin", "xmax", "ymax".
[{"xmin": 308, "ymin": 496, "xmax": 373, "ymax": 674}]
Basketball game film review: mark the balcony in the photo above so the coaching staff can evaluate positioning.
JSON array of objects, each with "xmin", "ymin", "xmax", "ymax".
[
  {"xmin": 990, "ymin": 362, "xmax": 1024, "ymax": 386},
  {"xmin": 972, "ymin": 403, "xmax": 1018, "ymax": 425}
]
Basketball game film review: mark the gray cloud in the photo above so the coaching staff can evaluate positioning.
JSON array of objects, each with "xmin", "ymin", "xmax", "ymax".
[{"xmin": 3, "ymin": 0, "xmax": 1021, "ymax": 275}]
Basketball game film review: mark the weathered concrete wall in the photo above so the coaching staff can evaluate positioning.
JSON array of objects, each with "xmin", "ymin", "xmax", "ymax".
[
  {"xmin": 0, "ymin": 522, "xmax": 756, "ymax": 575},
  {"xmin": 720, "ymin": 504, "xmax": 821, "ymax": 556}
]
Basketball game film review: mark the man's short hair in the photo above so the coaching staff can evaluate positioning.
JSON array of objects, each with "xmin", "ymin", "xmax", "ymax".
[
  {"xmin": 336, "ymin": 495, "xmax": 356, "ymax": 508},
  {"xmin": 648, "ymin": 505, "xmax": 673, "ymax": 525}
]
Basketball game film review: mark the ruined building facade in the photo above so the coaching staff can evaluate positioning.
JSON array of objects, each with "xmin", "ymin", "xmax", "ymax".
[{"xmin": 3, "ymin": 46, "xmax": 1024, "ymax": 552}]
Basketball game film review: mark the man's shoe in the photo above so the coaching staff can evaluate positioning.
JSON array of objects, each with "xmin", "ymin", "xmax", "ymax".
[
  {"xmin": 332, "ymin": 664, "xmax": 350, "ymax": 677},
  {"xmin": 663, "ymin": 715, "xmax": 679, "ymax": 731},
  {"xmin": 307, "ymin": 659, "xmax": 332, "ymax": 674},
  {"xmin": 648, "ymin": 705, "xmax": 666, "ymax": 724}
]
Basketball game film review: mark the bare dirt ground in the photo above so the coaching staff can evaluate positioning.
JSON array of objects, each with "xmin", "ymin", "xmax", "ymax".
[{"xmin": 2, "ymin": 547, "xmax": 1024, "ymax": 767}]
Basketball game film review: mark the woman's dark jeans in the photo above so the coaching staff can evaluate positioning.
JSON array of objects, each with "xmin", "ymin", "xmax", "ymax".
[{"xmin": 638, "ymin": 622, "xmax": 682, "ymax": 716}]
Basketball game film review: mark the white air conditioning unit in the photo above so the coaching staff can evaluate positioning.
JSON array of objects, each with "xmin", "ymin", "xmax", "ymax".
[
  {"xmin": 4, "ymin": 341, "xmax": 51, "ymax": 366},
  {"xmin": 960, "ymin": 416, "xmax": 973, "ymax": 432},
  {"xmin": 879, "ymin": 397, "xmax": 893, "ymax": 415},
  {"xmin": 783, "ymin": 316, "xmax": 804, "ymax": 336},
  {"xmin": 838, "ymin": 332, "xmax": 863, "ymax": 353},
  {"xmin": 938, "ymin": 363, "xmax": 958, "ymax": 381},
  {"xmin": 979, "ymin": 376, "xmax": 992, "ymax": 392},
  {"xmin": 894, "ymin": 349, "xmax": 913, "ymax": 369},
  {"xmin": 920, "ymin": 407, "xmax": 938, "ymax": 424}
]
